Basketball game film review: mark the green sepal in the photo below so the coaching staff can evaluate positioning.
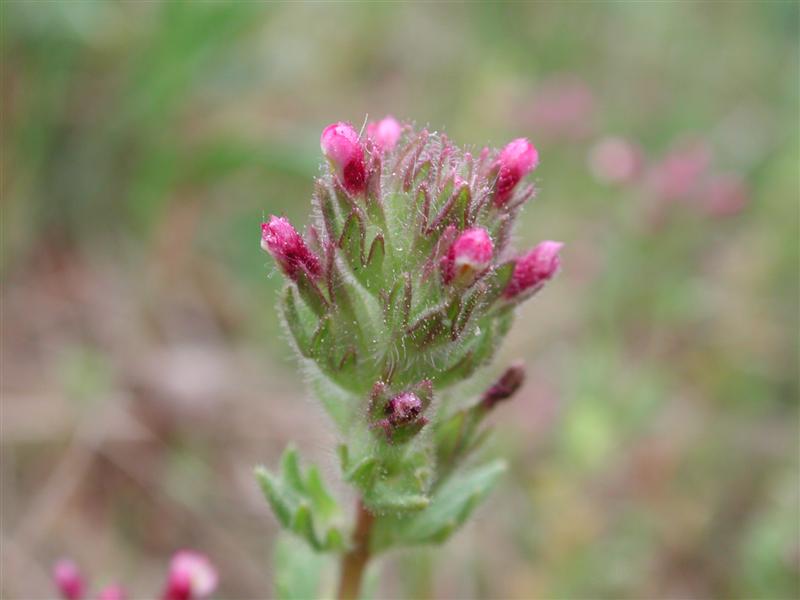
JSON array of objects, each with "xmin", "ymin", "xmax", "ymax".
[
  {"xmin": 361, "ymin": 234, "xmax": 385, "ymax": 294},
  {"xmin": 339, "ymin": 211, "xmax": 366, "ymax": 274},
  {"xmin": 480, "ymin": 261, "xmax": 515, "ymax": 307},
  {"xmin": 406, "ymin": 305, "xmax": 448, "ymax": 350},
  {"xmin": 316, "ymin": 181, "xmax": 341, "ymax": 243},
  {"xmin": 295, "ymin": 268, "xmax": 328, "ymax": 317},
  {"xmin": 282, "ymin": 287, "xmax": 313, "ymax": 358}
]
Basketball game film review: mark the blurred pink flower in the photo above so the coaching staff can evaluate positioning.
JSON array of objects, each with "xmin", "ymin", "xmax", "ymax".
[
  {"xmin": 588, "ymin": 136, "xmax": 643, "ymax": 184},
  {"xmin": 700, "ymin": 172, "xmax": 749, "ymax": 217},
  {"xmin": 366, "ymin": 115, "xmax": 402, "ymax": 152},
  {"xmin": 162, "ymin": 551, "xmax": 218, "ymax": 600},
  {"xmin": 96, "ymin": 585, "xmax": 126, "ymax": 600},
  {"xmin": 524, "ymin": 76, "xmax": 595, "ymax": 141},
  {"xmin": 647, "ymin": 139, "xmax": 711, "ymax": 201},
  {"xmin": 53, "ymin": 559, "xmax": 85, "ymax": 600}
]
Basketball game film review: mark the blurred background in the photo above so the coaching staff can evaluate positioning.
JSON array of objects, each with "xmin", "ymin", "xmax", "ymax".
[{"xmin": 2, "ymin": 2, "xmax": 798, "ymax": 598}]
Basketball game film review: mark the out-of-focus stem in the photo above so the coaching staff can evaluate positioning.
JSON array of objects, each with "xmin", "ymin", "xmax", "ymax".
[{"xmin": 337, "ymin": 499, "xmax": 374, "ymax": 600}]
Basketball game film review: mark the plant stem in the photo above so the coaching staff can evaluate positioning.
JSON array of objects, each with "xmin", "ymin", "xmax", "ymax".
[{"xmin": 337, "ymin": 498, "xmax": 374, "ymax": 600}]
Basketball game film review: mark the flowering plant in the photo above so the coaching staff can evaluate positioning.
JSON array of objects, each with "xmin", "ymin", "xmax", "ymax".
[
  {"xmin": 257, "ymin": 117, "xmax": 562, "ymax": 599},
  {"xmin": 52, "ymin": 550, "xmax": 217, "ymax": 600}
]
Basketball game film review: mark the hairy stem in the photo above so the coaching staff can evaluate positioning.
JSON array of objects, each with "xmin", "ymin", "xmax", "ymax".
[{"xmin": 337, "ymin": 499, "xmax": 374, "ymax": 600}]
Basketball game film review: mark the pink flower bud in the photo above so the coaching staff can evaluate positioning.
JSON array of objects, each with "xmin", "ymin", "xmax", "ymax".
[
  {"xmin": 386, "ymin": 392, "xmax": 422, "ymax": 426},
  {"xmin": 441, "ymin": 227, "xmax": 494, "ymax": 286},
  {"xmin": 261, "ymin": 216, "xmax": 321, "ymax": 279},
  {"xmin": 504, "ymin": 241, "xmax": 563, "ymax": 299},
  {"xmin": 96, "ymin": 585, "xmax": 126, "ymax": 600},
  {"xmin": 162, "ymin": 551, "xmax": 217, "ymax": 600},
  {"xmin": 493, "ymin": 138, "xmax": 539, "ymax": 206},
  {"xmin": 366, "ymin": 116, "xmax": 402, "ymax": 152},
  {"xmin": 53, "ymin": 559, "xmax": 85, "ymax": 600},
  {"xmin": 320, "ymin": 121, "xmax": 366, "ymax": 194}
]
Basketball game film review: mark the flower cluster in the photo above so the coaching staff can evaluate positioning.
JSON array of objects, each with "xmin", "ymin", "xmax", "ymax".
[
  {"xmin": 52, "ymin": 551, "xmax": 217, "ymax": 600},
  {"xmin": 256, "ymin": 117, "xmax": 562, "ymax": 561}
]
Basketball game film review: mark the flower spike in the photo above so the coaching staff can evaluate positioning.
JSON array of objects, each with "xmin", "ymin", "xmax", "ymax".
[{"xmin": 257, "ymin": 119, "xmax": 565, "ymax": 594}]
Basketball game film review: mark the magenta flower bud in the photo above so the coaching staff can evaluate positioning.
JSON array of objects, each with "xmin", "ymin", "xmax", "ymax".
[
  {"xmin": 493, "ymin": 138, "xmax": 539, "ymax": 206},
  {"xmin": 441, "ymin": 227, "xmax": 494, "ymax": 286},
  {"xmin": 503, "ymin": 241, "xmax": 563, "ymax": 299},
  {"xmin": 96, "ymin": 585, "xmax": 126, "ymax": 600},
  {"xmin": 261, "ymin": 216, "xmax": 321, "ymax": 279},
  {"xmin": 481, "ymin": 361, "xmax": 526, "ymax": 410},
  {"xmin": 162, "ymin": 551, "xmax": 218, "ymax": 600},
  {"xmin": 386, "ymin": 392, "xmax": 423, "ymax": 426},
  {"xmin": 320, "ymin": 121, "xmax": 367, "ymax": 194},
  {"xmin": 366, "ymin": 115, "xmax": 402, "ymax": 152},
  {"xmin": 53, "ymin": 559, "xmax": 85, "ymax": 600}
]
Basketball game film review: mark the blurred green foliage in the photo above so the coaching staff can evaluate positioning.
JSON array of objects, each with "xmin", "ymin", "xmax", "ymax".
[{"xmin": 2, "ymin": 1, "xmax": 797, "ymax": 598}]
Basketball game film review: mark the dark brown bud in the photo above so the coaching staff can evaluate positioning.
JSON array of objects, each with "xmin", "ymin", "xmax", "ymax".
[{"xmin": 481, "ymin": 361, "xmax": 526, "ymax": 409}]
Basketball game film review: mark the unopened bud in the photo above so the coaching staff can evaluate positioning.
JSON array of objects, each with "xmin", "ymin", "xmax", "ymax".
[
  {"xmin": 320, "ymin": 122, "xmax": 367, "ymax": 194},
  {"xmin": 441, "ymin": 227, "xmax": 494, "ymax": 286},
  {"xmin": 386, "ymin": 392, "xmax": 423, "ymax": 426},
  {"xmin": 493, "ymin": 138, "xmax": 538, "ymax": 206},
  {"xmin": 53, "ymin": 559, "xmax": 85, "ymax": 600},
  {"xmin": 261, "ymin": 216, "xmax": 321, "ymax": 279},
  {"xmin": 482, "ymin": 362, "xmax": 526, "ymax": 409},
  {"xmin": 366, "ymin": 116, "xmax": 402, "ymax": 152},
  {"xmin": 503, "ymin": 241, "xmax": 563, "ymax": 299},
  {"xmin": 162, "ymin": 551, "xmax": 217, "ymax": 600}
]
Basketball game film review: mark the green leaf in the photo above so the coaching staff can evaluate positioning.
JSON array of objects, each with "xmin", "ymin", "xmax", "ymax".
[
  {"xmin": 344, "ymin": 455, "xmax": 379, "ymax": 488},
  {"xmin": 273, "ymin": 534, "xmax": 329, "ymax": 600},
  {"xmin": 255, "ymin": 447, "xmax": 344, "ymax": 552},
  {"xmin": 255, "ymin": 466, "xmax": 292, "ymax": 528},
  {"xmin": 281, "ymin": 447, "xmax": 306, "ymax": 493},
  {"xmin": 371, "ymin": 460, "xmax": 506, "ymax": 551}
]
